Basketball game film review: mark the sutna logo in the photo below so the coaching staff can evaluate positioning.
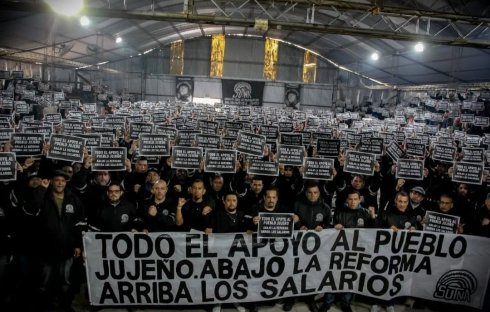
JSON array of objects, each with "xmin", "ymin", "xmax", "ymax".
[{"xmin": 433, "ymin": 270, "xmax": 477, "ymax": 303}]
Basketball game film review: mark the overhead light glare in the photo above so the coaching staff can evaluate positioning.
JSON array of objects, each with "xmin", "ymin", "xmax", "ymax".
[
  {"xmin": 414, "ymin": 42, "xmax": 424, "ymax": 53},
  {"xmin": 46, "ymin": 0, "xmax": 83, "ymax": 16},
  {"xmin": 80, "ymin": 15, "xmax": 90, "ymax": 26},
  {"xmin": 115, "ymin": 36, "xmax": 122, "ymax": 44},
  {"xmin": 143, "ymin": 49, "xmax": 153, "ymax": 54},
  {"xmin": 96, "ymin": 61, "xmax": 108, "ymax": 65},
  {"xmin": 371, "ymin": 52, "xmax": 379, "ymax": 61}
]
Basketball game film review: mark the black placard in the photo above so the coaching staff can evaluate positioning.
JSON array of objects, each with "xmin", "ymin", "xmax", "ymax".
[
  {"xmin": 432, "ymin": 144, "xmax": 456, "ymax": 163},
  {"xmin": 344, "ymin": 151, "xmax": 375, "ymax": 176},
  {"xmin": 236, "ymin": 131, "xmax": 266, "ymax": 157},
  {"xmin": 99, "ymin": 133, "xmax": 114, "ymax": 147},
  {"xmin": 358, "ymin": 138, "xmax": 384, "ymax": 156},
  {"xmin": 171, "ymin": 146, "xmax": 202, "ymax": 170},
  {"xmin": 139, "ymin": 134, "xmax": 170, "ymax": 156},
  {"xmin": 196, "ymin": 134, "xmax": 221, "ymax": 150},
  {"xmin": 396, "ymin": 159, "xmax": 424, "ymax": 180},
  {"xmin": 91, "ymin": 147, "xmax": 127, "ymax": 171},
  {"xmin": 204, "ymin": 149, "xmax": 237, "ymax": 173},
  {"xmin": 0, "ymin": 152, "xmax": 16, "ymax": 181},
  {"xmin": 258, "ymin": 212, "xmax": 294, "ymax": 238},
  {"xmin": 260, "ymin": 125, "xmax": 279, "ymax": 143},
  {"xmin": 278, "ymin": 121, "xmax": 294, "ymax": 133},
  {"xmin": 176, "ymin": 130, "xmax": 200, "ymax": 147},
  {"xmin": 474, "ymin": 116, "xmax": 489, "ymax": 127},
  {"xmin": 424, "ymin": 211, "xmax": 459, "ymax": 234},
  {"xmin": 406, "ymin": 142, "xmax": 426, "ymax": 158},
  {"xmin": 47, "ymin": 134, "xmax": 85, "ymax": 163},
  {"xmin": 465, "ymin": 135, "xmax": 481, "ymax": 146},
  {"xmin": 452, "ymin": 161, "xmax": 484, "ymax": 185},
  {"xmin": 11, "ymin": 133, "xmax": 44, "ymax": 157},
  {"xmin": 0, "ymin": 71, "xmax": 9, "ymax": 79},
  {"xmin": 303, "ymin": 157, "xmax": 334, "ymax": 181},
  {"xmin": 379, "ymin": 132, "xmax": 395, "ymax": 144},
  {"xmin": 63, "ymin": 120, "xmax": 84, "ymax": 135},
  {"xmin": 76, "ymin": 134, "xmax": 101, "ymax": 149},
  {"xmin": 221, "ymin": 136, "xmax": 237, "ymax": 150},
  {"xmin": 461, "ymin": 114, "xmax": 474, "ymax": 123},
  {"xmin": 280, "ymin": 133, "xmax": 303, "ymax": 146},
  {"xmin": 247, "ymin": 159, "xmax": 279, "ymax": 176},
  {"xmin": 129, "ymin": 122, "xmax": 153, "ymax": 140},
  {"xmin": 276, "ymin": 144, "xmax": 305, "ymax": 166},
  {"xmin": 154, "ymin": 126, "xmax": 177, "ymax": 141},
  {"xmin": 0, "ymin": 128, "xmax": 14, "ymax": 143},
  {"xmin": 45, "ymin": 113, "xmax": 62, "ymax": 125},
  {"xmin": 198, "ymin": 120, "xmax": 218, "ymax": 135},
  {"xmin": 11, "ymin": 71, "xmax": 23, "ymax": 79},
  {"xmin": 461, "ymin": 147, "xmax": 484, "ymax": 163},
  {"xmin": 317, "ymin": 139, "xmax": 340, "ymax": 157},
  {"xmin": 15, "ymin": 101, "xmax": 29, "ymax": 114},
  {"xmin": 386, "ymin": 141, "xmax": 405, "ymax": 162}
]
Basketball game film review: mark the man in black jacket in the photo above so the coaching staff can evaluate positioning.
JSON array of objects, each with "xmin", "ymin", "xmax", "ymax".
[{"xmin": 34, "ymin": 170, "xmax": 85, "ymax": 312}]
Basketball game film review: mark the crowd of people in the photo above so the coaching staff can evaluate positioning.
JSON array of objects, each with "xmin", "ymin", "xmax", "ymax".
[{"xmin": 0, "ymin": 96, "xmax": 489, "ymax": 312}]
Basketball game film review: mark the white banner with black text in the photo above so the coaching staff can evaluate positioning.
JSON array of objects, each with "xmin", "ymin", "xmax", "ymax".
[{"xmin": 83, "ymin": 229, "xmax": 490, "ymax": 308}]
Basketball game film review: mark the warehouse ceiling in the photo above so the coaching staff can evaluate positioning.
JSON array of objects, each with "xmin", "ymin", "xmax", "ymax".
[{"xmin": 0, "ymin": 0, "xmax": 489, "ymax": 87}]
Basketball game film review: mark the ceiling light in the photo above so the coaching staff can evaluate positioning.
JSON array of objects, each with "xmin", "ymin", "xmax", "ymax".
[
  {"xmin": 115, "ymin": 36, "xmax": 122, "ymax": 44},
  {"xmin": 371, "ymin": 52, "xmax": 379, "ymax": 61},
  {"xmin": 414, "ymin": 42, "xmax": 424, "ymax": 53},
  {"xmin": 80, "ymin": 15, "xmax": 90, "ymax": 26},
  {"xmin": 46, "ymin": 0, "xmax": 83, "ymax": 16}
]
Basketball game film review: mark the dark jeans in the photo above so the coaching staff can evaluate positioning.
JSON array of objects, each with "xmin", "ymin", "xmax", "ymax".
[
  {"xmin": 39, "ymin": 257, "xmax": 75, "ymax": 309},
  {"xmin": 324, "ymin": 292, "xmax": 353, "ymax": 307}
]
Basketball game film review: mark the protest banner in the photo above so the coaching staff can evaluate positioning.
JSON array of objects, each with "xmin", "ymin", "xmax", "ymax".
[
  {"xmin": 279, "ymin": 133, "xmax": 303, "ymax": 146},
  {"xmin": 451, "ymin": 161, "xmax": 484, "ymax": 185},
  {"xmin": 204, "ymin": 149, "xmax": 237, "ymax": 173},
  {"xmin": 11, "ymin": 133, "xmax": 44, "ymax": 157},
  {"xmin": 247, "ymin": 159, "xmax": 279, "ymax": 176},
  {"xmin": 196, "ymin": 134, "xmax": 221, "ymax": 150},
  {"xmin": 258, "ymin": 213, "xmax": 294, "ymax": 238},
  {"xmin": 344, "ymin": 151, "xmax": 375, "ymax": 176},
  {"xmin": 396, "ymin": 159, "xmax": 425, "ymax": 181},
  {"xmin": 91, "ymin": 147, "xmax": 127, "ymax": 171},
  {"xmin": 424, "ymin": 211, "xmax": 460, "ymax": 234},
  {"xmin": 303, "ymin": 157, "xmax": 334, "ymax": 181},
  {"xmin": 171, "ymin": 146, "xmax": 203, "ymax": 170},
  {"xmin": 386, "ymin": 141, "xmax": 405, "ymax": 162},
  {"xmin": 222, "ymin": 79, "xmax": 264, "ymax": 106},
  {"xmin": 83, "ymin": 230, "xmax": 490, "ymax": 308},
  {"xmin": 276, "ymin": 144, "xmax": 305, "ymax": 166},
  {"xmin": 461, "ymin": 148, "xmax": 484, "ymax": 163},
  {"xmin": 236, "ymin": 131, "xmax": 266, "ymax": 157},
  {"xmin": 358, "ymin": 138, "xmax": 384, "ymax": 156},
  {"xmin": 0, "ymin": 128, "xmax": 14, "ymax": 143},
  {"xmin": 317, "ymin": 139, "xmax": 340, "ymax": 157},
  {"xmin": 77, "ymin": 134, "xmax": 101, "ymax": 149},
  {"xmin": 0, "ymin": 152, "xmax": 16, "ymax": 181},
  {"xmin": 432, "ymin": 144, "xmax": 455, "ymax": 163},
  {"xmin": 139, "ymin": 134, "xmax": 170, "ymax": 157},
  {"xmin": 129, "ymin": 122, "xmax": 153, "ymax": 140},
  {"xmin": 47, "ymin": 134, "xmax": 85, "ymax": 163}
]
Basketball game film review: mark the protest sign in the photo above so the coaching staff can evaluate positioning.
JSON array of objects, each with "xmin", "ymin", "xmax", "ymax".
[
  {"xmin": 77, "ymin": 134, "xmax": 101, "ymax": 149},
  {"xmin": 196, "ymin": 134, "xmax": 221, "ymax": 150},
  {"xmin": 247, "ymin": 159, "xmax": 279, "ymax": 176},
  {"xmin": 176, "ymin": 130, "xmax": 201, "ymax": 147},
  {"xmin": 317, "ymin": 139, "xmax": 340, "ymax": 157},
  {"xmin": 280, "ymin": 133, "xmax": 303, "ymax": 146},
  {"xmin": 424, "ymin": 211, "xmax": 460, "ymax": 234},
  {"xmin": 15, "ymin": 101, "xmax": 29, "ymax": 114},
  {"xmin": 358, "ymin": 138, "xmax": 384, "ymax": 156},
  {"xmin": 461, "ymin": 148, "xmax": 484, "ymax": 163},
  {"xmin": 139, "ymin": 134, "xmax": 170, "ymax": 157},
  {"xmin": 198, "ymin": 120, "xmax": 219, "ymax": 135},
  {"xmin": 396, "ymin": 159, "xmax": 424, "ymax": 181},
  {"xmin": 129, "ymin": 122, "xmax": 153, "ymax": 140},
  {"xmin": 258, "ymin": 213, "xmax": 294, "ymax": 238},
  {"xmin": 0, "ymin": 128, "xmax": 14, "ymax": 143},
  {"xmin": 278, "ymin": 121, "xmax": 294, "ymax": 133},
  {"xmin": 260, "ymin": 125, "xmax": 279, "ymax": 143},
  {"xmin": 236, "ymin": 131, "xmax": 266, "ymax": 157},
  {"xmin": 45, "ymin": 113, "xmax": 62, "ymax": 125},
  {"xmin": 0, "ymin": 152, "xmax": 16, "ymax": 181},
  {"xmin": 276, "ymin": 144, "xmax": 305, "ymax": 166},
  {"xmin": 83, "ymin": 230, "xmax": 490, "ymax": 309},
  {"xmin": 303, "ymin": 157, "xmax": 334, "ymax": 181},
  {"xmin": 11, "ymin": 133, "xmax": 44, "ymax": 157},
  {"xmin": 432, "ymin": 144, "xmax": 456, "ymax": 163},
  {"xmin": 47, "ymin": 135, "xmax": 85, "ymax": 163},
  {"xmin": 24, "ymin": 126, "xmax": 52, "ymax": 137},
  {"xmin": 386, "ymin": 141, "xmax": 405, "ymax": 162},
  {"xmin": 344, "ymin": 151, "xmax": 375, "ymax": 176},
  {"xmin": 154, "ymin": 126, "xmax": 177, "ymax": 141},
  {"xmin": 63, "ymin": 120, "xmax": 84, "ymax": 135},
  {"xmin": 451, "ymin": 162, "xmax": 484, "ymax": 185},
  {"xmin": 171, "ymin": 146, "xmax": 203, "ymax": 170},
  {"xmin": 91, "ymin": 147, "xmax": 127, "ymax": 171},
  {"xmin": 405, "ymin": 141, "xmax": 426, "ymax": 158},
  {"xmin": 204, "ymin": 149, "xmax": 237, "ymax": 173}
]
